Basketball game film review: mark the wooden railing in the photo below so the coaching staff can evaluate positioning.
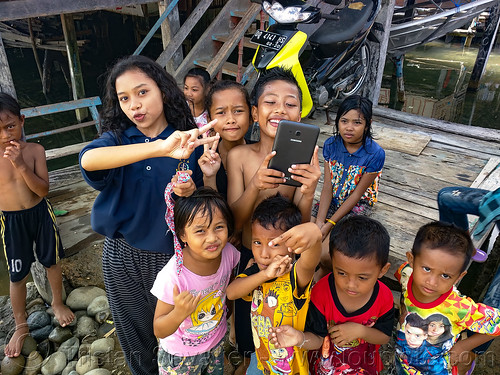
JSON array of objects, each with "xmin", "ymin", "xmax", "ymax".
[{"xmin": 21, "ymin": 96, "xmax": 101, "ymax": 160}]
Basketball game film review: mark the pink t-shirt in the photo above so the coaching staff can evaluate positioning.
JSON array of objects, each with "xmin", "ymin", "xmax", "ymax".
[{"xmin": 151, "ymin": 243, "xmax": 240, "ymax": 356}]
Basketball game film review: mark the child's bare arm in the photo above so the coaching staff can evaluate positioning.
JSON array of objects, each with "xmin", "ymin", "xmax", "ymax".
[
  {"xmin": 227, "ymin": 150, "xmax": 284, "ymax": 230},
  {"xmin": 315, "ymin": 162, "xmax": 333, "ymax": 228},
  {"xmin": 329, "ymin": 322, "xmax": 390, "ymax": 346},
  {"xmin": 269, "ymin": 223, "xmax": 321, "ymax": 291},
  {"xmin": 322, "ymin": 172, "xmax": 379, "ymax": 238},
  {"xmin": 4, "ymin": 141, "xmax": 49, "ymax": 198},
  {"xmin": 153, "ymin": 285, "xmax": 202, "ymax": 338},
  {"xmin": 226, "ymin": 255, "xmax": 292, "ymax": 300},
  {"xmin": 449, "ymin": 333, "xmax": 496, "ymax": 367},
  {"xmin": 81, "ymin": 122, "xmax": 219, "ymax": 171},
  {"xmin": 269, "ymin": 325, "xmax": 323, "ymax": 350}
]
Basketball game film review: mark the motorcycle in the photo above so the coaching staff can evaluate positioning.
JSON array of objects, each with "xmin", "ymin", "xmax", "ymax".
[{"xmin": 250, "ymin": 0, "xmax": 380, "ymax": 116}]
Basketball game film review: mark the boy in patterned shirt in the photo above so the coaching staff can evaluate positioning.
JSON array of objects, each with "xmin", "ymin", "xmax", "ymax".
[
  {"xmin": 227, "ymin": 194, "xmax": 322, "ymax": 375},
  {"xmin": 395, "ymin": 221, "xmax": 500, "ymax": 374}
]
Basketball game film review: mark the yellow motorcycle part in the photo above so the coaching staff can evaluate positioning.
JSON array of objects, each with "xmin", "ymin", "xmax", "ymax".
[{"xmin": 253, "ymin": 30, "xmax": 312, "ymax": 117}]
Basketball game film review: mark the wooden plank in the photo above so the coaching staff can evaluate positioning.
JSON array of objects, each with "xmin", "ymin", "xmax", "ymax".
[
  {"xmin": 203, "ymin": 3, "xmax": 260, "ymax": 77},
  {"xmin": 470, "ymin": 157, "xmax": 500, "ymax": 189},
  {"xmin": 45, "ymin": 141, "xmax": 90, "ymax": 160},
  {"xmin": 156, "ymin": 0, "xmax": 213, "ymax": 70},
  {"xmin": 379, "ymin": 183, "xmax": 438, "ymax": 210},
  {"xmin": 0, "ymin": 0, "xmax": 153, "ymax": 22},
  {"xmin": 196, "ymin": 59, "xmax": 239, "ymax": 77},
  {"xmin": 377, "ymin": 190, "xmax": 439, "ymax": 220},
  {"xmin": 384, "ymin": 149, "xmax": 482, "ymax": 185},
  {"xmin": 213, "ymin": 34, "xmax": 257, "ymax": 49},
  {"xmin": 373, "ymin": 105, "xmax": 500, "ymax": 142},
  {"xmin": 21, "ymin": 96, "xmax": 101, "ymax": 118},
  {"xmin": 26, "ymin": 120, "xmax": 96, "ymax": 140},
  {"xmin": 372, "ymin": 124, "xmax": 430, "ymax": 156}
]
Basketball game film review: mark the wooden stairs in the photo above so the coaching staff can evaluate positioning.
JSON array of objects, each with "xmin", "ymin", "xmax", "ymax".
[{"xmin": 155, "ymin": 0, "xmax": 264, "ymax": 85}]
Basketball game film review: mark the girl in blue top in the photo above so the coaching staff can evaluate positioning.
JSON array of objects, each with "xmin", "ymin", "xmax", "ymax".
[
  {"xmin": 312, "ymin": 95, "xmax": 385, "ymax": 277},
  {"xmin": 79, "ymin": 55, "xmax": 218, "ymax": 375}
]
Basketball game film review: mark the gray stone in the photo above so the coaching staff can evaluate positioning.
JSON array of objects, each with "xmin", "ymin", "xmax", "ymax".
[
  {"xmin": 1, "ymin": 355, "xmax": 25, "ymax": 375},
  {"xmin": 66, "ymin": 287, "xmax": 106, "ymax": 311},
  {"xmin": 58, "ymin": 337, "xmax": 80, "ymax": 361},
  {"xmin": 27, "ymin": 311, "xmax": 51, "ymax": 330},
  {"xmin": 75, "ymin": 355, "xmax": 98, "ymax": 374},
  {"xmin": 0, "ymin": 298, "xmax": 15, "ymax": 338},
  {"xmin": 67, "ymin": 371, "xmax": 79, "ymax": 375},
  {"xmin": 86, "ymin": 296, "xmax": 109, "ymax": 317},
  {"xmin": 31, "ymin": 325, "xmax": 53, "ymax": 341},
  {"xmin": 78, "ymin": 343, "xmax": 91, "ymax": 358},
  {"xmin": 61, "ymin": 360, "xmax": 77, "ymax": 375},
  {"xmin": 37, "ymin": 339, "xmax": 53, "ymax": 358},
  {"xmin": 85, "ymin": 369, "xmax": 111, "ymax": 375},
  {"xmin": 96, "ymin": 323, "xmax": 114, "ymax": 338},
  {"xmin": 75, "ymin": 316, "xmax": 98, "ymax": 340},
  {"xmin": 25, "ymin": 298, "xmax": 46, "ymax": 317},
  {"xmin": 25, "ymin": 283, "xmax": 42, "ymax": 306},
  {"xmin": 90, "ymin": 338, "xmax": 114, "ymax": 356},
  {"xmin": 23, "ymin": 350, "xmax": 43, "ymax": 375},
  {"xmin": 41, "ymin": 351, "xmax": 67, "ymax": 375},
  {"xmin": 94, "ymin": 309, "xmax": 111, "ymax": 324},
  {"xmin": 21, "ymin": 336, "xmax": 38, "ymax": 357},
  {"xmin": 31, "ymin": 325, "xmax": 54, "ymax": 342},
  {"xmin": 48, "ymin": 326, "xmax": 72, "ymax": 344}
]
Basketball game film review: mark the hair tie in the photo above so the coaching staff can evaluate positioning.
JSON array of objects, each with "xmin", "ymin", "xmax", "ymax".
[{"xmin": 164, "ymin": 171, "xmax": 191, "ymax": 275}]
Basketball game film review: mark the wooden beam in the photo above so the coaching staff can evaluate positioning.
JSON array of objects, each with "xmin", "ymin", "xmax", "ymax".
[
  {"xmin": 373, "ymin": 105, "xmax": 500, "ymax": 142},
  {"xmin": 61, "ymin": 13, "xmax": 88, "ymax": 124},
  {"xmin": 0, "ymin": 34, "xmax": 16, "ymax": 97},
  {"xmin": 362, "ymin": 0, "xmax": 395, "ymax": 105},
  {"xmin": 0, "ymin": 0, "xmax": 153, "ymax": 22},
  {"xmin": 156, "ymin": 0, "xmax": 212, "ymax": 71},
  {"xmin": 158, "ymin": 0, "xmax": 183, "ymax": 74}
]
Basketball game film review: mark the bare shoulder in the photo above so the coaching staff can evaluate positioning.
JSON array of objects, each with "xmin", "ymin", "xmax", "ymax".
[
  {"xmin": 228, "ymin": 143, "xmax": 260, "ymax": 167},
  {"xmin": 23, "ymin": 142, "xmax": 46, "ymax": 154}
]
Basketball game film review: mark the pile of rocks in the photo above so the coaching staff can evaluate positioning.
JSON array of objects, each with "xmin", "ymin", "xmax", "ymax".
[{"xmin": 0, "ymin": 285, "xmax": 124, "ymax": 375}]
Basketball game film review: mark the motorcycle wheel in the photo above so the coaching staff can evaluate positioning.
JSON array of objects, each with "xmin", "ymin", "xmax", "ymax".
[{"xmin": 339, "ymin": 43, "xmax": 370, "ymax": 98}]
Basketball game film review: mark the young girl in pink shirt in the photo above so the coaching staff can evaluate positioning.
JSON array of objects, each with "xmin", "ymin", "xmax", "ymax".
[{"xmin": 151, "ymin": 187, "xmax": 240, "ymax": 374}]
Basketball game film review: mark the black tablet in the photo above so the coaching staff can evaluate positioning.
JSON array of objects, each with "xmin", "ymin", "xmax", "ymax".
[{"xmin": 268, "ymin": 120, "xmax": 320, "ymax": 187}]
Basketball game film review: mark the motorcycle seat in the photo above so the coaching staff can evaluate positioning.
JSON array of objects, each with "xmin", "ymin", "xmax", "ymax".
[{"xmin": 309, "ymin": 0, "xmax": 373, "ymax": 59}]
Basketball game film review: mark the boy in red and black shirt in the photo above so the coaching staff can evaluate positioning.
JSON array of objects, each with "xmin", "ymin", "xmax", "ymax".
[{"xmin": 269, "ymin": 216, "xmax": 395, "ymax": 375}]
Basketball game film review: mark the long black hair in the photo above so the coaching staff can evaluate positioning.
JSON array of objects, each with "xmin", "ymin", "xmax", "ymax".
[
  {"xmin": 334, "ymin": 95, "xmax": 373, "ymax": 144},
  {"xmin": 100, "ymin": 55, "xmax": 196, "ymax": 134}
]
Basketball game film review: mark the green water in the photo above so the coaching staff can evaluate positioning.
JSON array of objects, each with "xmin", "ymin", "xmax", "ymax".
[{"xmin": 382, "ymin": 40, "xmax": 500, "ymax": 130}]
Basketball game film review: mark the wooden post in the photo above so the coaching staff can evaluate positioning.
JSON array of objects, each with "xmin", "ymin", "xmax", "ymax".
[
  {"xmin": 468, "ymin": 3, "xmax": 500, "ymax": 92},
  {"xmin": 0, "ymin": 34, "xmax": 16, "ymax": 98},
  {"xmin": 28, "ymin": 18, "xmax": 44, "ymax": 91},
  {"xmin": 361, "ymin": 0, "xmax": 395, "ymax": 105},
  {"xmin": 394, "ymin": 55, "xmax": 406, "ymax": 102},
  {"xmin": 158, "ymin": 0, "xmax": 183, "ymax": 74},
  {"xmin": 61, "ymin": 13, "xmax": 88, "ymax": 124}
]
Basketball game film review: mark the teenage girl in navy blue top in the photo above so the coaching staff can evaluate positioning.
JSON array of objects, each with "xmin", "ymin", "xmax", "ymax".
[{"xmin": 79, "ymin": 55, "xmax": 218, "ymax": 375}]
